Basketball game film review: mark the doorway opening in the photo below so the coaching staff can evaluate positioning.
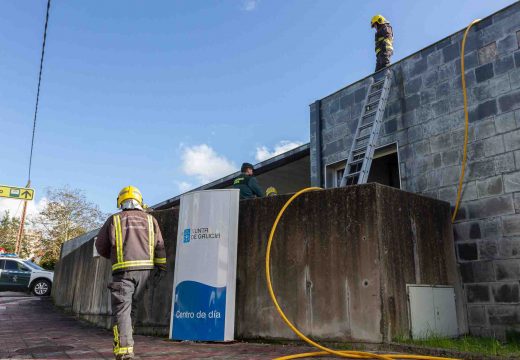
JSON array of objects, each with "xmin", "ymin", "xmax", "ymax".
[{"xmin": 325, "ymin": 143, "xmax": 400, "ymax": 189}]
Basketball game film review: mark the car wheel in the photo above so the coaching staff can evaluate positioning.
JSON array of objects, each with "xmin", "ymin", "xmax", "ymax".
[{"xmin": 31, "ymin": 279, "xmax": 51, "ymax": 296}]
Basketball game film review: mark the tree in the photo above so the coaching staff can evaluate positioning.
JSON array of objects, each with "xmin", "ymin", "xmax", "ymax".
[
  {"xmin": 34, "ymin": 186, "xmax": 106, "ymax": 269},
  {"xmin": 0, "ymin": 211, "xmax": 19, "ymax": 253},
  {"xmin": 0, "ymin": 212, "xmax": 35, "ymax": 258}
]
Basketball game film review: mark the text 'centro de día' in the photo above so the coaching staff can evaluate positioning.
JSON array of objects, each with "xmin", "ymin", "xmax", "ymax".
[
  {"xmin": 175, "ymin": 310, "xmax": 222, "ymax": 319},
  {"xmin": 191, "ymin": 228, "xmax": 221, "ymax": 240}
]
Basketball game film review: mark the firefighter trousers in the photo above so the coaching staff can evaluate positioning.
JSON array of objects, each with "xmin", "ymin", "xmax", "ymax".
[
  {"xmin": 109, "ymin": 270, "xmax": 151, "ymax": 359},
  {"xmin": 376, "ymin": 49, "xmax": 393, "ymax": 72}
]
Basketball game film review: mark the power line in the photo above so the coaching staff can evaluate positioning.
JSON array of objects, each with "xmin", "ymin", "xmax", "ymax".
[
  {"xmin": 27, "ymin": 0, "xmax": 51, "ymax": 184},
  {"xmin": 16, "ymin": 0, "xmax": 52, "ymax": 255}
]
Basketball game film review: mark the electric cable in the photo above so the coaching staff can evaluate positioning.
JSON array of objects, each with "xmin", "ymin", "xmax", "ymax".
[
  {"xmin": 15, "ymin": 0, "xmax": 52, "ymax": 254},
  {"xmin": 266, "ymin": 187, "xmax": 460, "ymax": 360},
  {"xmin": 452, "ymin": 19, "xmax": 481, "ymax": 223},
  {"xmin": 27, "ymin": 0, "xmax": 51, "ymax": 183}
]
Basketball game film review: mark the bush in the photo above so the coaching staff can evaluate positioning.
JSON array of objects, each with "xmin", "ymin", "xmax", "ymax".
[{"xmin": 39, "ymin": 257, "xmax": 57, "ymax": 270}]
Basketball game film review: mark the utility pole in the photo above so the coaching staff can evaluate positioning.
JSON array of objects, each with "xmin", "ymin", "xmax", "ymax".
[{"xmin": 15, "ymin": 181, "xmax": 31, "ymax": 254}]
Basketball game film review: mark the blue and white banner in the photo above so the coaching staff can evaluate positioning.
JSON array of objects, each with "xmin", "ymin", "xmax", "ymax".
[{"xmin": 169, "ymin": 189, "xmax": 240, "ymax": 341}]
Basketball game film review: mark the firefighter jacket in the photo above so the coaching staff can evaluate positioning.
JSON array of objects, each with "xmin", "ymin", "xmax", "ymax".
[
  {"xmin": 375, "ymin": 23, "xmax": 393, "ymax": 54},
  {"xmin": 233, "ymin": 173, "xmax": 263, "ymax": 199},
  {"xmin": 95, "ymin": 209, "xmax": 166, "ymax": 273}
]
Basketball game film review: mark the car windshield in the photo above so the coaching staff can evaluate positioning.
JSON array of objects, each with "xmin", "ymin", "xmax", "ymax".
[{"xmin": 24, "ymin": 260, "xmax": 45, "ymax": 271}]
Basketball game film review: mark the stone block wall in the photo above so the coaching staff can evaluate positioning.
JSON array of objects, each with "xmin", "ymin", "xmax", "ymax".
[{"xmin": 310, "ymin": 2, "xmax": 520, "ymax": 338}]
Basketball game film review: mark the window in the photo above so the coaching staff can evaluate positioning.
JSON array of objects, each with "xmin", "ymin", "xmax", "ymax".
[
  {"xmin": 4, "ymin": 261, "xmax": 29, "ymax": 272},
  {"xmin": 24, "ymin": 261, "xmax": 44, "ymax": 271}
]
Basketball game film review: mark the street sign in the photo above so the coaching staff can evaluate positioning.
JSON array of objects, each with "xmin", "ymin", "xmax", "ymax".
[{"xmin": 0, "ymin": 185, "xmax": 35, "ymax": 201}]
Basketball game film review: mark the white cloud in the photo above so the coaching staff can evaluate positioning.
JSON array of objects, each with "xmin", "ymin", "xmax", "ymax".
[
  {"xmin": 255, "ymin": 140, "xmax": 304, "ymax": 162},
  {"xmin": 0, "ymin": 197, "xmax": 48, "ymax": 224},
  {"xmin": 181, "ymin": 144, "xmax": 237, "ymax": 184},
  {"xmin": 176, "ymin": 181, "xmax": 193, "ymax": 193},
  {"xmin": 242, "ymin": 0, "xmax": 260, "ymax": 11}
]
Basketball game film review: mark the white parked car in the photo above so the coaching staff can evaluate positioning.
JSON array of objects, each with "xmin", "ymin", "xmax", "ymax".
[{"xmin": 0, "ymin": 254, "xmax": 54, "ymax": 296}]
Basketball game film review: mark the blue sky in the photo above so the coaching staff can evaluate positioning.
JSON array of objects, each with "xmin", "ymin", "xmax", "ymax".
[{"xmin": 0, "ymin": 0, "xmax": 516, "ymax": 215}]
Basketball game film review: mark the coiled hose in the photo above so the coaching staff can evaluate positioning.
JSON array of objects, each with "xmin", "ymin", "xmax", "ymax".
[{"xmin": 266, "ymin": 188, "xmax": 460, "ymax": 359}]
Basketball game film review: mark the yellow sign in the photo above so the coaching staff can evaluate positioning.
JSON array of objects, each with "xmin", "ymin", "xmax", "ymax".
[{"xmin": 0, "ymin": 185, "xmax": 35, "ymax": 201}]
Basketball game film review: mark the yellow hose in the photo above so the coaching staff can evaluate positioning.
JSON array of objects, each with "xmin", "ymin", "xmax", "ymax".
[
  {"xmin": 452, "ymin": 19, "xmax": 481, "ymax": 223},
  {"xmin": 266, "ymin": 187, "xmax": 460, "ymax": 360}
]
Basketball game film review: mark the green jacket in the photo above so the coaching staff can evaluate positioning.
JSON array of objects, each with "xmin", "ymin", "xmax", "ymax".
[{"xmin": 233, "ymin": 173, "xmax": 263, "ymax": 199}]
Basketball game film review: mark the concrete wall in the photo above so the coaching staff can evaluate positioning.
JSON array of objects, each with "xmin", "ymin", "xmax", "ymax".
[
  {"xmin": 53, "ymin": 184, "xmax": 463, "ymax": 342},
  {"xmin": 60, "ymin": 229, "xmax": 99, "ymax": 259},
  {"xmin": 310, "ymin": 2, "xmax": 520, "ymax": 338}
]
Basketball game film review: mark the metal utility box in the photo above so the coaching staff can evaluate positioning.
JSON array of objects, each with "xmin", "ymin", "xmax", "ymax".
[{"xmin": 407, "ymin": 285, "xmax": 459, "ymax": 339}]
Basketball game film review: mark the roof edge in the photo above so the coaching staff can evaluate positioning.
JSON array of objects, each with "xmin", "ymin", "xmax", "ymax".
[
  {"xmin": 310, "ymin": 1, "xmax": 518, "ymax": 104},
  {"xmin": 152, "ymin": 143, "xmax": 310, "ymax": 210}
]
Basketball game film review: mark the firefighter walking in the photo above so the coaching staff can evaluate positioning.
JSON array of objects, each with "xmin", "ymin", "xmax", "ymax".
[
  {"xmin": 372, "ymin": 14, "xmax": 394, "ymax": 72},
  {"xmin": 96, "ymin": 186, "xmax": 167, "ymax": 360}
]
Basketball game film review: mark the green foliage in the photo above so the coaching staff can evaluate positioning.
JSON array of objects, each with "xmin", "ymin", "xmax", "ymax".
[
  {"xmin": 0, "ymin": 211, "xmax": 34, "ymax": 258},
  {"xmin": 39, "ymin": 255, "xmax": 57, "ymax": 270},
  {"xmin": 395, "ymin": 334, "xmax": 520, "ymax": 357},
  {"xmin": 0, "ymin": 211, "xmax": 18, "ymax": 253},
  {"xmin": 35, "ymin": 186, "xmax": 106, "ymax": 266}
]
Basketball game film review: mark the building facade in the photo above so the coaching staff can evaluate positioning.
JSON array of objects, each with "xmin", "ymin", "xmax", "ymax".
[{"xmin": 310, "ymin": 3, "xmax": 520, "ymax": 338}]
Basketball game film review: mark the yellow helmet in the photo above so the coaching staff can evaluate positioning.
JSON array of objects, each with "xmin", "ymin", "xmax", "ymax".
[
  {"xmin": 117, "ymin": 186, "xmax": 143, "ymax": 208},
  {"xmin": 266, "ymin": 186, "xmax": 278, "ymax": 197},
  {"xmin": 371, "ymin": 14, "xmax": 387, "ymax": 27}
]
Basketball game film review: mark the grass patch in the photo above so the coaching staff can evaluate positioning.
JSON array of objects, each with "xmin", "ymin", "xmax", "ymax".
[{"xmin": 395, "ymin": 334, "xmax": 520, "ymax": 357}]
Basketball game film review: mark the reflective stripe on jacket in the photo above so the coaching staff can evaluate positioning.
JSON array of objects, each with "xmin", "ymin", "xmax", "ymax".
[
  {"xmin": 233, "ymin": 173, "xmax": 263, "ymax": 199},
  {"xmin": 95, "ymin": 210, "xmax": 166, "ymax": 273},
  {"xmin": 375, "ymin": 23, "xmax": 393, "ymax": 54}
]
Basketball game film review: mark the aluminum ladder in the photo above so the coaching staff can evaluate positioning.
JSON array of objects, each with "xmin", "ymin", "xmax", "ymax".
[{"xmin": 339, "ymin": 69, "xmax": 393, "ymax": 187}]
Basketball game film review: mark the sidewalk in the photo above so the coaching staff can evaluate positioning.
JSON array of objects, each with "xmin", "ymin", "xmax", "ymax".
[{"xmin": 0, "ymin": 294, "xmax": 335, "ymax": 359}]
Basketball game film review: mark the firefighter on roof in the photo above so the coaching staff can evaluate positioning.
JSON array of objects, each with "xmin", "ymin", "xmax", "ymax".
[{"xmin": 372, "ymin": 14, "xmax": 394, "ymax": 72}]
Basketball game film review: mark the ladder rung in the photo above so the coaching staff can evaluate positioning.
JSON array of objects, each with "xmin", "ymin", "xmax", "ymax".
[
  {"xmin": 346, "ymin": 171, "xmax": 361, "ymax": 178},
  {"xmin": 369, "ymin": 89, "xmax": 383, "ymax": 97},
  {"xmin": 368, "ymin": 91, "xmax": 383, "ymax": 102},
  {"xmin": 363, "ymin": 111, "xmax": 376, "ymax": 120},
  {"xmin": 370, "ymin": 81, "xmax": 384, "ymax": 91},
  {"xmin": 366, "ymin": 101, "xmax": 380, "ymax": 109},
  {"xmin": 354, "ymin": 142, "xmax": 374, "ymax": 152},
  {"xmin": 349, "ymin": 158, "xmax": 364, "ymax": 165},
  {"xmin": 368, "ymin": 95, "xmax": 382, "ymax": 105},
  {"xmin": 364, "ymin": 107, "xmax": 379, "ymax": 116},
  {"xmin": 359, "ymin": 122, "xmax": 374, "ymax": 130},
  {"xmin": 356, "ymin": 134, "xmax": 370, "ymax": 142}
]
